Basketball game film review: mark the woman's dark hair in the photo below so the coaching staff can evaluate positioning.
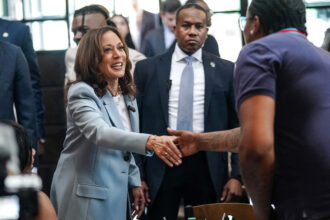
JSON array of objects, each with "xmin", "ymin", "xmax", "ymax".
[
  {"xmin": 111, "ymin": 15, "xmax": 136, "ymax": 49},
  {"xmin": 248, "ymin": 0, "xmax": 307, "ymax": 35},
  {"xmin": 0, "ymin": 120, "xmax": 32, "ymax": 172},
  {"xmin": 72, "ymin": 26, "xmax": 135, "ymax": 97}
]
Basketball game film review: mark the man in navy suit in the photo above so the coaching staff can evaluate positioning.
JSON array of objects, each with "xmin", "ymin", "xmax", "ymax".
[
  {"xmin": 0, "ymin": 18, "xmax": 44, "ymax": 147},
  {"xmin": 134, "ymin": 4, "xmax": 242, "ymax": 220},
  {"xmin": 141, "ymin": 0, "xmax": 181, "ymax": 57},
  {"xmin": 0, "ymin": 40, "xmax": 36, "ymax": 148}
]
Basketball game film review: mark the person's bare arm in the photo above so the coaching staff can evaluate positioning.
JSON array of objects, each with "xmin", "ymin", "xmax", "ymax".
[
  {"xmin": 167, "ymin": 127, "xmax": 241, "ymax": 156},
  {"xmin": 36, "ymin": 191, "xmax": 57, "ymax": 220},
  {"xmin": 239, "ymin": 95, "xmax": 275, "ymax": 220}
]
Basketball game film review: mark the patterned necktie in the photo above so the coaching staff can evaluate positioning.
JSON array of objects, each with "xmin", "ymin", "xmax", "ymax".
[{"xmin": 176, "ymin": 56, "xmax": 195, "ymax": 131}]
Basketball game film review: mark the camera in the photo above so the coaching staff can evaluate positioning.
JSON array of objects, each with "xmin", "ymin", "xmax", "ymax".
[{"xmin": 0, "ymin": 123, "xmax": 41, "ymax": 220}]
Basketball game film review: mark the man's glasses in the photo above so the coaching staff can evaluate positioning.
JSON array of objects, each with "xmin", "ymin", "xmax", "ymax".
[{"xmin": 238, "ymin": 16, "xmax": 247, "ymax": 31}]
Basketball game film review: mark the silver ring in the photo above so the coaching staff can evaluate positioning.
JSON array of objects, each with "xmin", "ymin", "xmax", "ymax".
[{"xmin": 164, "ymin": 152, "xmax": 168, "ymax": 157}]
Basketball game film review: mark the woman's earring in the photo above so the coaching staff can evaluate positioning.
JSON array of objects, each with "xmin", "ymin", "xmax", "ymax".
[{"xmin": 250, "ymin": 30, "xmax": 254, "ymax": 35}]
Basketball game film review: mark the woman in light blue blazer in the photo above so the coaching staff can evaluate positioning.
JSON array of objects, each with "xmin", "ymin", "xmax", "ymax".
[{"xmin": 50, "ymin": 26, "xmax": 182, "ymax": 220}]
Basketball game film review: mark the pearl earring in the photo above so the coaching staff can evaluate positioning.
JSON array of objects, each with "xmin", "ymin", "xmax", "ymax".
[{"xmin": 250, "ymin": 30, "xmax": 254, "ymax": 35}]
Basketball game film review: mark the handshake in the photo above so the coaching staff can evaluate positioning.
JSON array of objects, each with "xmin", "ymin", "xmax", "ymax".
[
  {"xmin": 145, "ymin": 127, "xmax": 240, "ymax": 167},
  {"xmin": 133, "ymin": 127, "xmax": 241, "ymax": 218},
  {"xmin": 145, "ymin": 128, "xmax": 209, "ymax": 167}
]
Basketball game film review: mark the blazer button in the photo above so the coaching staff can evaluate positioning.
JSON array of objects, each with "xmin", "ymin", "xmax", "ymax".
[{"xmin": 124, "ymin": 153, "xmax": 130, "ymax": 161}]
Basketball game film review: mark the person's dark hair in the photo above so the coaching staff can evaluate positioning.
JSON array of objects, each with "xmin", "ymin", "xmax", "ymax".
[
  {"xmin": 176, "ymin": 3, "xmax": 207, "ymax": 25},
  {"xmin": 0, "ymin": 120, "xmax": 32, "ymax": 172},
  {"xmin": 73, "ymin": 26, "xmax": 135, "ymax": 97},
  {"xmin": 161, "ymin": 0, "xmax": 181, "ymax": 13},
  {"xmin": 185, "ymin": 0, "xmax": 211, "ymax": 26},
  {"xmin": 110, "ymin": 15, "xmax": 136, "ymax": 49},
  {"xmin": 185, "ymin": 0, "xmax": 204, "ymax": 5},
  {"xmin": 106, "ymin": 19, "xmax": 116, "ymax": 28},
  {"xmin": 322, "ymin": 28, "xmax": 330, "ymax": 52},
  {"xmin": 74, "ymin": 4, "xmax": 109, "ymax": 19},
  {"xmin": 248, "ymin": 0, "xmax": 307, "ymax": 35}
]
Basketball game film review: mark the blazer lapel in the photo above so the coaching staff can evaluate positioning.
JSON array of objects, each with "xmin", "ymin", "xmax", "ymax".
[
  {"xmin": 124, "ymin": 95, "xmax": 138, "ymax": 132},
  {"xmin": 102, "ymin": 90, "xmax": 125, "ymax": 130},
  {"xmin": 160, "ymin": 28, "xmax": 166, "ymax": 52},
  {"xmin": 157, "ymin": 50, "xmax": 173, "ymax": 126},
  {"xmin": 203, "ymin": 52, "xmax": 216, "ymax": 125}
]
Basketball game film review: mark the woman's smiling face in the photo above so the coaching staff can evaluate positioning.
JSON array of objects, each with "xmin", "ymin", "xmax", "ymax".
[{"xmin": 98, "ymin": 30, "xmax": 127, "ymax": 81}]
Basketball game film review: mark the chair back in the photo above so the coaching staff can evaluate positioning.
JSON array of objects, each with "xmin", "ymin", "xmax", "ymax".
[{"xmin": 193, "ymin": 203, "xmax": 258, "ymax": 220}]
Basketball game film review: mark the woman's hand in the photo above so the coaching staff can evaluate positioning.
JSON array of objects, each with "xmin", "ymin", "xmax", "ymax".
[
  {"xmin": 146, "ymin": 135, "xmax": 182, "ymax": 167},
  {"xmin": 167, "ymin": 128, "xmax": 201, "ymax": 157},
  {"xmin": 130, "ymin": 187, "xmax": 145, "ymax": 218}
]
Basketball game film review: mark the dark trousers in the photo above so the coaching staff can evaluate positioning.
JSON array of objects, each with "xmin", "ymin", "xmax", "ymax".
[{"xmin": 147, "ymin": 152, "xmax": 216, "ymax": 220}]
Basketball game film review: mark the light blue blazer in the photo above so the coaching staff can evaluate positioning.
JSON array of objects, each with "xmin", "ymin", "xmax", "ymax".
[{"xmin": 50, "ymin": 82, "xmax": 150, "ymax": 220}]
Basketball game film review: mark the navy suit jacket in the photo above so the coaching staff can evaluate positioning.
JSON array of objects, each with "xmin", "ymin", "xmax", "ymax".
[
  {"xmin": 141, "ymin": 27, "xmax": 166, "ymax": 57},
  {"xmin": 138, "ymin": 10, "xmax": 158, "ymax": 51},
  {"xmin": 134, "ymin": 47, "xmax": 239, "ymax": 202},
  {"xmin": 0, "ymin": 41, "xmax": 36, "ymax": 145},
  {"xmin": 204, "ymin": 34, "xmax": 220, "ymax": 57},
  {"xmin": 0, "ymin": 18, "xmax": 44, "ymax": 139}
]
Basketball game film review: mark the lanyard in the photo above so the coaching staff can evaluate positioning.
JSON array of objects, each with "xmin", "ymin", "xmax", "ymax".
[{"xmin": 278, "ymin": 28, "xmax": 307, "ymax": 37}]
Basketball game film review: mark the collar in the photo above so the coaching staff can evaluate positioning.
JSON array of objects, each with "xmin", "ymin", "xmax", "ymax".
[
  {"xmin": 163, "ymin": 24, "xmax": 172, "ymax": 35},
  {"xmin": 278, "ymin": 28, "xmax": 307, "ymax": 37},
  {"xmin": 163, "ymin": 25, "xmax": 175, "ymax": 41},
  {"xmin": 173, "ymin": 43, "xmax": 202, "ymax": 63}
]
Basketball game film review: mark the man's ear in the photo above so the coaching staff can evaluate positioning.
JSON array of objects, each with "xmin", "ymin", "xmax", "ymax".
[
  {"xmin": 252, "ymin": 15, "xmax": 264, "ymax": 37},
  {"xmin": 160, "ymin": 11, "xmax": 165, "ymax": 19}
]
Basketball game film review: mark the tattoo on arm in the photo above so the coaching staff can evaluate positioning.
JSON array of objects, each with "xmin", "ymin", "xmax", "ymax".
[
  {"xmin": 223, "ymin": 128, "xmax": 241, "ymax": 152},
  {"xmin": 202, "ymin": 128, "xmax": 241, "ymax": 153}
]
